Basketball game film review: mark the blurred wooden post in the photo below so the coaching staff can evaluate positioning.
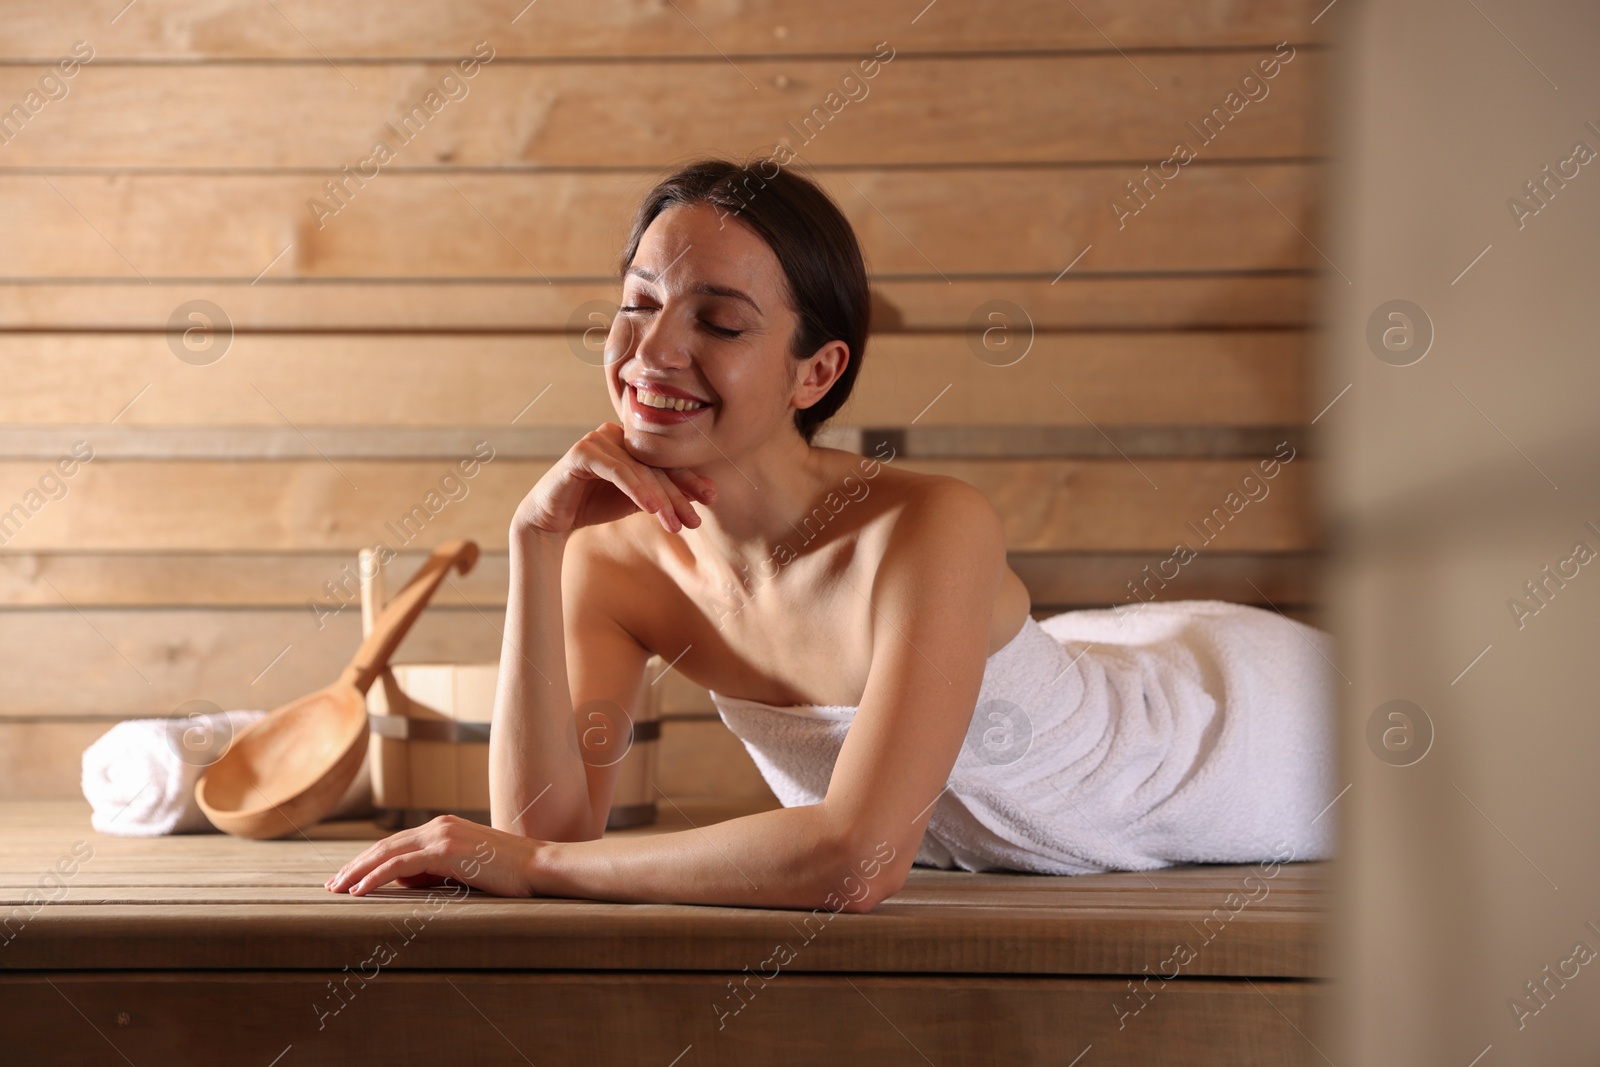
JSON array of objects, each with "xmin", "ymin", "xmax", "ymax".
[{"xmin": 1323, "ymin": 1, "xmax": 1600, "ymax": 1061}]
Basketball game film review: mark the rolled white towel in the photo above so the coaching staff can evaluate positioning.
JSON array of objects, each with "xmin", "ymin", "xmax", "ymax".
[{"xmin": 81, "ymin": 708, "xmax": 373, "ymax": 836}]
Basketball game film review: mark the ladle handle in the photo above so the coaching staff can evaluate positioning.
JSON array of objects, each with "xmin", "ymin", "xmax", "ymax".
[{"xmin": 340, "ymin": 539, "xmax": 479, "ymax": 694}]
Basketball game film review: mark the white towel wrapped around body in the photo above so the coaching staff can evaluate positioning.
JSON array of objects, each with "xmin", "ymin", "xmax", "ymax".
[
  {"xmin": 81, "ymin": 709, "xmax": 373, "ymax": 836},
  {"xmin": 710, "ymin": 600, "xmax": 1340, "ymax": 875}
]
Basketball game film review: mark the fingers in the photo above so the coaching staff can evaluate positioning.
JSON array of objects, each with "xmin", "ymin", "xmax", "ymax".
[
  {"xmin": 328, "ymin": 831, "xmax": 417, "ymax": 892},
  {"xmin": 577, "ymin": 440, "xmax": 665, "ymax": 517},
  {"xmin": 582, "ymin": 428, "xmax": 718, "ymax": 533},
  {"xmin": 395, "ymin": 872, "xmax": 453, "ymax": 888},
  {"xmin": 665, "ymin": 466, "xmax": 717, "ymax": 505},
  {"xmin": 328, "ymin": 833, "xmax": 464, "ymax": 896},
  {"xmin": 328, "ymin": 815, "xmax": 532, "ymax": 898},
  {"xmin": 344, "ymin": 851, "xmax": 441, "ymax": 897},
  {"xmin": 640, "ymin": 467, "xmax": 700, "ymax": 532},
  {"xmin": 576, "ymin": 424, "xmax": 720, "ymax": 534},
  {"xmin": 328, "ymin": 824, "xmax": 453, "ymax": 893}
]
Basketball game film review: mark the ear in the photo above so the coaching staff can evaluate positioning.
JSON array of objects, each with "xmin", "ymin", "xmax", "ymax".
[{"xmin": 791, "ymin": 339, "xmax": 850, "ymax": 412}]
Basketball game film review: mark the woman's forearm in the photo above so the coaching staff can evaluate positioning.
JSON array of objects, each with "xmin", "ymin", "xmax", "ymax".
[
  {"xmin": 527, "ymin": 803, "xmax": 902, "ymax": 913},
  {"xmin": 489, "ymin": 527, "xmax": 591, "ymax": 841}
]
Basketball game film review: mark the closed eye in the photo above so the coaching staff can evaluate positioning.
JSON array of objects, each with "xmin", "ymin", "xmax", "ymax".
[{"xmin": 619, "ymin": 305, "xmax": 742, "ymax": 338}]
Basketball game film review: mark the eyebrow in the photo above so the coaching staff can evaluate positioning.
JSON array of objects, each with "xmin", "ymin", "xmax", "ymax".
[{"xmin": 625, "ymin": 266, "xmax": 763, "ymax": 316}]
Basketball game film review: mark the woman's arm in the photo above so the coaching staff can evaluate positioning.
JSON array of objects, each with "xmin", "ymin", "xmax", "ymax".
[
  {"xmin": 531, "ymin": 802, "xmax": 895, "ymax": 913},
  {"xmin": 487, "ymin": 527, "xmax": 591, "ymax": 842},
  {"xmin": 488, "ymin": 423, "xmax": 711, "ymax": 842}
]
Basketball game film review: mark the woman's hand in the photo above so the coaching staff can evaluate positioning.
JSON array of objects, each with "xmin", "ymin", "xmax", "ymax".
[
  {"xmin": 512, "ymin": 421, "xmax": 716, "ymax": 538},
  {"xmin": 325, "ymin": 815, "xmax": 542, "ymax": 898}
]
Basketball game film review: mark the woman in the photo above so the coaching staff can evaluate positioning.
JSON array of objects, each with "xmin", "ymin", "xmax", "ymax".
[{"xmin": 327, "ymin": 159, "xmax": 1337, "ymax": 910}]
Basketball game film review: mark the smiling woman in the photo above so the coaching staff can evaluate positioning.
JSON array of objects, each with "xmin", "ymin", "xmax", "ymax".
[{"xmin": 326, "ymin": 158, "xmax": 1339, "ymax": 911}]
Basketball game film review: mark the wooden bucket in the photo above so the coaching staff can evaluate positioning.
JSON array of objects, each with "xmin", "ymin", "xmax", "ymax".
[
  {"xmin": 358, "ymin": 548, "xmax": 659, "ymax": 832},
  {"xmin": 365, "ymin": 661, "xmax": 662, "ymax": 832}
]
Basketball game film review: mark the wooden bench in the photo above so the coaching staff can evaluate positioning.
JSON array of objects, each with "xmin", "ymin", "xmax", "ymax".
[{"xmin": 0, "ymin": 797, "xmax": 1329, "ymax": 1066}]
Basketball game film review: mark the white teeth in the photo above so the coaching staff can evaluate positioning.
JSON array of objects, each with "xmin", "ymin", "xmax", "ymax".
[{"xmin": 635, "ymin": 387, "xmax": 707, "ymax": 412}]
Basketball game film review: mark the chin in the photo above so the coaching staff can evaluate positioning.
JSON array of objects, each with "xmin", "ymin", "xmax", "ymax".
[{"xmin": 620, "ymin": 424, "xmax": 695, "ymax": 466}]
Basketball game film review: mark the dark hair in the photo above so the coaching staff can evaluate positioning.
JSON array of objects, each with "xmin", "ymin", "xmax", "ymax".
[{"xmin": 617, "ymin": 157, "xmax": 870, "ymax": 445}]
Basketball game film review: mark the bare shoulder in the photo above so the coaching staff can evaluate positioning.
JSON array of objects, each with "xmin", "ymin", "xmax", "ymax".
[
  {"xmin": 874, "ymin": 466, "xmax": 1005, "ymax": 557},
  {"xmin": 851, "ymin": 460, "xmax": 998, "ymax": 575},
  {"xmin": 560, "ymin": 514, "xmax": 658, "ymax": 609},
  {"xmin": 565, "ymin": 510, "xmax": 652, "ymax": 569}
]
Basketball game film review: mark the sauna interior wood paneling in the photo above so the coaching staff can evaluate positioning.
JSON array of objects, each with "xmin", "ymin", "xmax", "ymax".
[{"xmin": 0, "ymin": 1, "xmax": 1329, "ymax": 800}]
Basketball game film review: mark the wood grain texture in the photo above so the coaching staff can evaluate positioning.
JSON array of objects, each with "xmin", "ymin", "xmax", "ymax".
[
  {"xmin": 0, "ymin": 607, "xmax": 507, "ymax": 717},
  {"xmin": 0, "ymin": 599, "xmax": 1331, "ymax": 719},
  {"xmin": 0, "ymin": 600, "xmax": 1325, "ymax": 720},
  {"xmin": 0, "ymin": 550, "xmax": 1321, "ymax": 608},
  {"xmin": 0, "ymin": 53, "xmax": 1324, "ymax": 167},
  {"xmin": 0, "ymin": 276, "xmax": 1317, "ymax": 330},
  {"xmin": 654, "ymin": 718, "xmax": 782, "ymax": 806},
  {"xmin": 0, "ymin": 165, "xmax": 1321, "ymax": 278},
  {"xmin": 0, "ymin": 0, "xmax": 1329, "ymax": 59},
  {"xmin": 0, "ymin": 546, "xmax": 1321, "ymax": 736},
  {"xmin": 0, "ymin": 424, "xmax": 1306, "ymax": 462},
  {"xmin": 0, "ymin": 458, "xmax": 1315, "ymax": 551},
  {"xmin": 0, "ymin": 799, "xmax": 1330, "ymax": 982},
  {"xmin": 0, "ymin": 332, "xmax": 1306, "ymax": 427},
  {"xmin": 0, "ymin": 972, "xmax": 1327, "ymax": 1066},
  {"xmin": 0, "ymin": 721, "xmax": 111, "ymax": 800}
]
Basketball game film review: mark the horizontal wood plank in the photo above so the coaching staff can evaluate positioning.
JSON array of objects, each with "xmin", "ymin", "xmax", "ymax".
[
  {"xmin": 0, "ymin": 53, "xmax": 1324, "ymax": 167},
  {"xmin": 0, "ymin": 458, "xmax": 1316, "ymax": 552},
  {"xmin": 0, "ymin": 547, "xmax": 1323, "ymax": 722},
  {"xmin": 0, "ymin": 331, "xmax": 1308, "ymax": 427},
  {"xmin": 0, "ymin": 424, "xmax": 1309, "ymax": 461},
  {"xmin": 0, "ymin": 973, "xmax": 1325, "ymax": 1066},
  {"xmin": 0, "ymin": 0, "xmax": 1328, "ymax": 59},
  {"xmin": 0, "ymin": 606, "xmax": 504, "ymax": 717},
  {"xmin": 0, "ymin": 165, "xmax": 1321, "ymax": 278},
  {"xmin": 0, "ymin": 721, "xmax": 111, "ymax": 800},
  {"xmin": 0, "ymin": 601, "xmax": 1327, "ymax": 718},
  {"xmin": 0, "ymin": 550, "xmax": 1321, "ymax": 608},
  {"xmin": 0, "ymin": 276, "xmax": 1318, "ymax": 330}
]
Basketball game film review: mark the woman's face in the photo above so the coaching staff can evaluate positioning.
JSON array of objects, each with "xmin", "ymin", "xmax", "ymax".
[{"xmin": 605, "ymin": 201, "xmax": 831, "ymax": 470}]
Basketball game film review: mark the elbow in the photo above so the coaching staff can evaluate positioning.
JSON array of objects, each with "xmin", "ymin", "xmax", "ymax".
[
  {"xmin": 492, "ymin": 804, "xmax": 603, "ymax": 844},
  {"xmin": 832, "ymin": 873, "xmax": 902, "ymax": 914},
  {"xmin": 835, "ymin": 886, "xmax": 895, "ymax": 914},
  {"xmin": 820, "ymin": 829, "xmax": 909, "ymax": 914}
]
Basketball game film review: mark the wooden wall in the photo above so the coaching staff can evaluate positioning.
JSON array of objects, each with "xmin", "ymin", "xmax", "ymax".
[{"xmin": 0, "ymin": 1, "xmax": 1329, "ymax": 800}]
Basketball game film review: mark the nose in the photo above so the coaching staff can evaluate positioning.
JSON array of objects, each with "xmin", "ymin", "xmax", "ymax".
[{"xmin": 622, "ymin": 305, "xmax": 692, "ymax": 373}]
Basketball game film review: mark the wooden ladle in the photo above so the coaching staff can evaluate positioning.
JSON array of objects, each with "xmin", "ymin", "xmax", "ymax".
[{"xmin": 196, "ymin": 539, "xmax": 480, "ymax": 839}]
